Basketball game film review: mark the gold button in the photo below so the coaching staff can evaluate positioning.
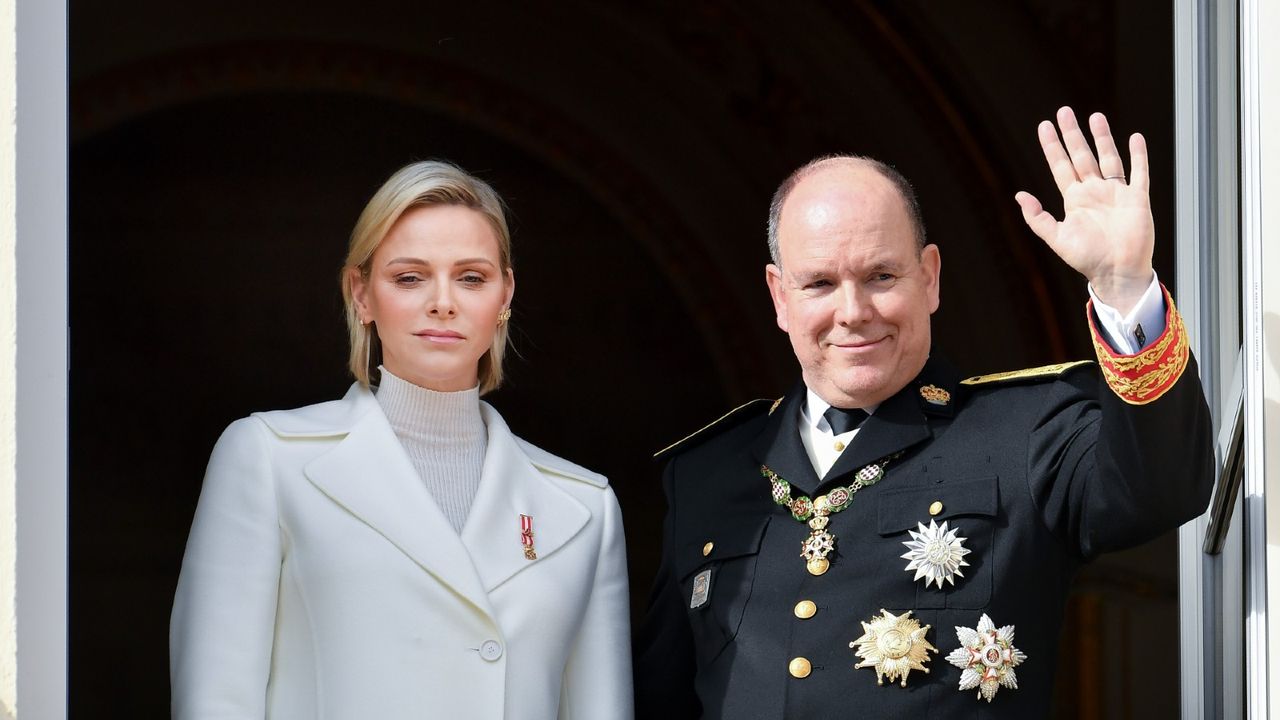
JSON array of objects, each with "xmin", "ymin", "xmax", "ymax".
[
  {"xmin": 794, "ymin": 600, "xmax": 817, "ymax": 619},
  {"xmin": 702, "ymin": 541, "xmax": 714, "ymax": 557},
  {"xmin": 833, "ymin": 440, "xmax": 845, "ymax": 451},
  {"xmin": 928, "ymin": 501, "xmax": 944, "ymax": 516},
  {"xmin": 789, "ymin": 657, "xmax": 812, "ymax": 678}
]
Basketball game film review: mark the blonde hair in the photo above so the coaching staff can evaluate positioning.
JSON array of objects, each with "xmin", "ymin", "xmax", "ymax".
[{"xmin": 341, "ymin": 160, "xmax": 513, "ymax": 394}]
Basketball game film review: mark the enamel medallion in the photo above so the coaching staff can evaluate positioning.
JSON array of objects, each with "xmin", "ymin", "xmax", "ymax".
[{"xmin": 945, "ymin": 613, "xmax": 1027, "ymax": 702}]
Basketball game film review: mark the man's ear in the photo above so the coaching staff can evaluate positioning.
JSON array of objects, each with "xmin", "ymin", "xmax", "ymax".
[
  {"xmin": 920, "ymin": 244, "xmax": 941, "ymax": 314},
  {"xmin": 765, "ymin": 264, "xmax": 789, "ymax": 333}
]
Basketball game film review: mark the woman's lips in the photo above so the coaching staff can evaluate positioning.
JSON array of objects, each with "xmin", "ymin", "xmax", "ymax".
[{"xmin": 416, "ymin": 329, "xmax": 465, "ymax": 344}]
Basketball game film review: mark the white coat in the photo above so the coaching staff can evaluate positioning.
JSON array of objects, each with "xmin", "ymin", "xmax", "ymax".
[{"xmin": 171, "ymin": 383, "xmax": 633, "ymax": 719}]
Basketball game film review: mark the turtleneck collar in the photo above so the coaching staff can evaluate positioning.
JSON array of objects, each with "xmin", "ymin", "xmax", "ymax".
[{"xmin": 374, "ymin": 366, "xmax": 487, "ymax": 447}]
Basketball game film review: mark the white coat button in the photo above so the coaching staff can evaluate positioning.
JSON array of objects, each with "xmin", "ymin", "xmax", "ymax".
[{"xmin": 479, "ymin": 640, "xmax": 503, "ymax": 661}]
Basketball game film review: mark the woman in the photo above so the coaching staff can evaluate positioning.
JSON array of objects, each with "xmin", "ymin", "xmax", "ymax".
[{"xmin": 171, "ymin": 161, "xmax": 633, "ymax": 719}]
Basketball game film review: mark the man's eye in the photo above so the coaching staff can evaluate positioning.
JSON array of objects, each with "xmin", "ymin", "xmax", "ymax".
[
  {"xmin": 873, "ymin": 273, "xmax": 896, "ymax": 283},
  {"xmin": 805, "ymin": 279, "xmax": 832, "ymax": 290}
]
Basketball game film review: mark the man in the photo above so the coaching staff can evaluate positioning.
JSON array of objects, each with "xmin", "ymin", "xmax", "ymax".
[{"xmin": 633, "ymin": 108, "xmax": 1213, "ymax": 718}]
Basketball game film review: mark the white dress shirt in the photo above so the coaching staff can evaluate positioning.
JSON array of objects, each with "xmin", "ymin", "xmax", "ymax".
[{"xmin": 798, "ymin": 274, "xmax": 1167, "ymax": 478}]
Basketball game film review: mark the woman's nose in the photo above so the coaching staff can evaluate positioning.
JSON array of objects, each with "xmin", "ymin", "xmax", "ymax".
[{"xmin": 427, "ymin": 279, "xmax": 457, "ymax": 316}]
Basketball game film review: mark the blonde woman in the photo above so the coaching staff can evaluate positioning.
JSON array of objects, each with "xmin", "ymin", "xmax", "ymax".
[{"xmin": 171, "ymin": 161, "xmax": 633, "ymax": 719}]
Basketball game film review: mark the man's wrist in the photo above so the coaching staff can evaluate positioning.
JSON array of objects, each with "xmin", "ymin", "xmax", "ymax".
[{"xmin": 1087, "ymin": 269, "xmax": 1156, "ymax": 316}]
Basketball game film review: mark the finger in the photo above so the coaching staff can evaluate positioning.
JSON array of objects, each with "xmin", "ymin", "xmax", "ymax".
[
  {"xmin": 1015, "ymin": 191, "xmax": 1059, "ymax": 245},
  {"xmin": 1129, "ymin": 133, "xmax": 1150, "ymax": 193},
  {"xmin": 1057, "ymin": 106, "xmax": 1102, "ymax": 180},
  {"xmin": 1089, "ymin": 112, "xmax": 1126, "ymax": 181},
  {"xmin": 1037, "ymin": 120, "xmax": 1078, "ymax": 195}
]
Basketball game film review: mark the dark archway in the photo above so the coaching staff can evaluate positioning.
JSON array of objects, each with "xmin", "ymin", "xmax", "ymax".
[{"xmin": 70, "ymin": 3, "xmax": 1182, "ymax": 716}]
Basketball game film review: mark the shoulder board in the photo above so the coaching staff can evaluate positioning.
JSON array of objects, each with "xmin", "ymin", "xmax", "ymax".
[
  {"xmin": 654, "ymin": 398, "xmax": 777, "ymax": 461},
  {"xmin": 960, "ymin": 360, "xmax": 1094, "ymax": 386}
]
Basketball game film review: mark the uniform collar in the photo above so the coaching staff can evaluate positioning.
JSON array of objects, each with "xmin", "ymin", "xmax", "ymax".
[{"xmin": 754, "ymin": 355, "xmax": 963, "ymax": 496}]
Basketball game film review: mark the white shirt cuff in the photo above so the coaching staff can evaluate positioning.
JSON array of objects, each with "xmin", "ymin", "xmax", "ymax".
[{"xmin": 1087, "ymin": 273, "xmax": 1166, "ymax": 354}]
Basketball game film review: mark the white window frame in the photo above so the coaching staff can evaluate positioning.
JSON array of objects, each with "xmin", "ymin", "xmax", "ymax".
[
  {"xmin": 1176, "ymin": 0, "xmax": 1271, "ymax": 718},
  {"xmin": 12, "ymin": 0, "xmax": 69, "ymax": 716}
]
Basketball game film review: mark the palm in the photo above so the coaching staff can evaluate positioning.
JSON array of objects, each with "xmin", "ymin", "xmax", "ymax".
[
  {"xmin": 1052, "ymin": 178, "xmax": 1153, "ymax": 279},
  {"xmin": 1016, "ymin": 108, "xmax": 1155, "ymax": 312}
]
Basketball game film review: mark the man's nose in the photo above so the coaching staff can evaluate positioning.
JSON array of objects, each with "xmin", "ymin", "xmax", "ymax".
[{"xmin": 834, "ymin": 283, "xmax": 874, "ymax": 325}]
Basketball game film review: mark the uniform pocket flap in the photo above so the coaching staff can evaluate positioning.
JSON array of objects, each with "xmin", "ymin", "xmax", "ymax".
[
  {"xmin": 676, "ymin": 515, "xmax": 770, "ymax": 580},
  {"xmin": 877, "ymin": 476, "xmax": 999, "ymax": 535}
]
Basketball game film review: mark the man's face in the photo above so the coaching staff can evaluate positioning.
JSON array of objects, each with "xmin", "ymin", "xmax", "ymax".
[{"xmin": 766, "ymin": 164, "xmax": 941, "ymax": 409}]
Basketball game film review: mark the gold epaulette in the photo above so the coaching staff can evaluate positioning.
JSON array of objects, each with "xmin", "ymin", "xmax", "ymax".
[
  {"xmin": 960, "ymin": 360, "xmax": 1094, "ymax": 386},
  {"xmin": 654, "ymin": 398, "xmax": 778, "ymax": 460}
]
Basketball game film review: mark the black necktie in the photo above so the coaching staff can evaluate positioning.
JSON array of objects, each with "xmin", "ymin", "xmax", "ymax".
[{"xmin": 822, "ymin": 406, "xmax": 868, "ymax": 435}]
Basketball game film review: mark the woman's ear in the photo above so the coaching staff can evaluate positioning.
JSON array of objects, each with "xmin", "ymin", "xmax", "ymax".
[{"xmin": 348, "ymin": 266, "xmax": 372, "ymax": 323}]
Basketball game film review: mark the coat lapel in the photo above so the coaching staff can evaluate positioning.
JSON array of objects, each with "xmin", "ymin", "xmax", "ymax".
[
  {"xmin": 750, "ymin": 381, "xmax": 823, "ymax": 496},
  {"xmin": 461, "ymin": 404, "xmax": 590, "ymax": 592},
  {"xmin": 302, "ymin": 390, "xmax": 493, "ymax": 615},
  {"xmin": 822, "ymin": 355, "xmax": 962, "ymax": 485}
]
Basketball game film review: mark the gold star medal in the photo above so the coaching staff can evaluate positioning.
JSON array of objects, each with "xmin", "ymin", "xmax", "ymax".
[
  {"xmin": 850, "ymin": 609, "xmax": 937, "ymax": 687},
  {"xmin": 945, "ymin": 613, "xmax": 1027, "ymax": 702},
  {"xmin": 900, "ymin": 519, "xmax": 971, "ymax": 588}
]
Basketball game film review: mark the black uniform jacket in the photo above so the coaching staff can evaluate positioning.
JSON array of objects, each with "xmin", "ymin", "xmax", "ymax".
[{"xmin": 634, "ymin": 354, "xmax": 1213, "ymax": 719}]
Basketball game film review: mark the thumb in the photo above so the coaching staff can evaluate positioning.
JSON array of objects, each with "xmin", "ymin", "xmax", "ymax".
[{"xmin": 1015, "ymin": 191, "xmax": 1058, "ymax": 246}]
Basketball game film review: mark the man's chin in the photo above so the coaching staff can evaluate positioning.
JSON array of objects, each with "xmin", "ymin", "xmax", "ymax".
[{"xmin": 813, "ymin": 374, "xmax": 896, "ymax": 409}]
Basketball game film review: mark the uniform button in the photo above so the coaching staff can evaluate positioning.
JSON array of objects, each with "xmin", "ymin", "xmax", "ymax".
[
  {"xmin": 479, "ymin": 640, "xmax": 503, "ymax": 661},
  {"xmin": 789, "ymin": 657, "xmax": 812, "ymax": 678},
  {"xmin": 702, "ymin": 541, "xmax": 715, "ymax": 557},
  {"xmin": 794, "ymin": 600, "xmax": 817, "ymax": 619},
  {"xmin": 833, "ymin": 440, "xmax": 846, "ymax": 451},
  {"xmin": 928, "ymin": 501, "xmax": 944, "ymax": 516}
]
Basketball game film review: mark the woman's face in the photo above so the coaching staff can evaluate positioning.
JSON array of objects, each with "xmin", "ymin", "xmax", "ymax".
[{"xmin": 351, "ymin": 204, "xmax": 513, "ymax": 392}]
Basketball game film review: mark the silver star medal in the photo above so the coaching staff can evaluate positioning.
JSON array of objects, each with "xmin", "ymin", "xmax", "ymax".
[
  {"xmin": 946, "ymin": 614, "xmax": 1028, "ymax": 702},
  {"xmin": 900, "ymin": 519, "xmax": 970, "ymax": 588}
]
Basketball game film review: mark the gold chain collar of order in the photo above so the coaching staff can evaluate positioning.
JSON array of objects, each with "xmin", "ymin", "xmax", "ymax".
[{"xmin": 762, "ymin": 452, "xmax": 903, "ymax": 576}]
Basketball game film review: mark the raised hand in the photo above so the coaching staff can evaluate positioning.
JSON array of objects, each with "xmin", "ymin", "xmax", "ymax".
[{"xmin": 1015, "ymin": 107, "xmax": 1155, "ymax": 315}]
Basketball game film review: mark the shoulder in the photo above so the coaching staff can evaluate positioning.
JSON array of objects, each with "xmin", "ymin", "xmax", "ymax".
[
  {"xmin": 251, "ymin": 383, "xmax": 378, "ymax": 438},
  {"xmin": 516, "ymin": 437, "xmax": 610, "ymax": 489},
  {"xmin": 960, "ymin": 360, "xmax": 1095, "ymax": 390},
  {"xmin": 654, "ymin": 397, "xmax": 778, "ymax": 461},
  {"xmin": 477, "ymin": 401, "xmax": 610, "ymax": 489}
]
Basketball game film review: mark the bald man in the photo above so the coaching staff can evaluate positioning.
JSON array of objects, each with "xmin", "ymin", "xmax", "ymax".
[{"xmin": 634, "ymin": 108, "xmax": 1213, "ymax": 718}]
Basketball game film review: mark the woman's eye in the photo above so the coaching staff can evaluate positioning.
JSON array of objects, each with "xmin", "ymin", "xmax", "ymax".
[
  {"xmin": 460, "ymin": 274, "xmax": 486, "ymax": 285},
  {"xmin": 394, "ymin": 274, "xmax": 422, "ymax": 286}
]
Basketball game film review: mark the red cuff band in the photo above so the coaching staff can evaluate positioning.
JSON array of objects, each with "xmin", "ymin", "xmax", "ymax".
[{"xmin": 1086, "ymin": 284, "xmax": 1190, "ymax": 406}]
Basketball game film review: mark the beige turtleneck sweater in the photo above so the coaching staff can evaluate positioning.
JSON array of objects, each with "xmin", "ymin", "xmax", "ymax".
[{"xmin": 375, "ymin": 367, "xmax": 487, "ymax": 534}]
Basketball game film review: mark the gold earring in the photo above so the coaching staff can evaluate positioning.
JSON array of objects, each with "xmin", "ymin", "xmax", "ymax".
[{"xmin": 497, "ymin": 308, "xmax": 511, "ymax": 327}]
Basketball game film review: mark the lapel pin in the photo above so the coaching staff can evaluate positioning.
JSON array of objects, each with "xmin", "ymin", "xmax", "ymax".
[
  {"xmin": 919, "ymin": 384, "xmax": 951, "ymax": 405},
  {"xmin": 520, "ymin": 514, "xmax": 537, "ymax": 560}
]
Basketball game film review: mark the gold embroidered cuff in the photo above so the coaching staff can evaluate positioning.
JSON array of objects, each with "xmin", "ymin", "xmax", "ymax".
[{"xmin": 1086, "ymin": 284, "xmax": 1189, "ymax": 405}]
